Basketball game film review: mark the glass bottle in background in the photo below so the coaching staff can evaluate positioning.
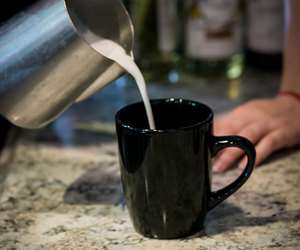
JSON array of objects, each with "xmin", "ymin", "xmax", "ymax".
[
  {"xmin": 183, "ymin": 0, "xmax": 243, "ymax": 80},
  {"xmin": 245, "ymin": 0, "xmax": 284, "ymax": 72},
  {"xmin": 124, "ymin": 0, "xmax": 182, "ymax": 83}
]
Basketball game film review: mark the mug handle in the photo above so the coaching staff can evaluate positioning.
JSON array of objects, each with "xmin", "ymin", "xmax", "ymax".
[{"xmin": 208, "ymin": 136, "xmax": 256, "ymax": 210}]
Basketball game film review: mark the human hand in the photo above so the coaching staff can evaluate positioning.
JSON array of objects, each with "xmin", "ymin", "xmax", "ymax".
[{"xmin": 213, "ymin": 96, "xmax": 300, "ymax": 172}]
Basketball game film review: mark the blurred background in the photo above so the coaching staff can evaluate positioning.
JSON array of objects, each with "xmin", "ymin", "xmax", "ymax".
[
  {"xmin": 0, "ymin": 0, "xmax": 285, "ymax": 165},
  {"xmin": 2, "ymin": 3, "xmax": 299, "ymax": 249}
]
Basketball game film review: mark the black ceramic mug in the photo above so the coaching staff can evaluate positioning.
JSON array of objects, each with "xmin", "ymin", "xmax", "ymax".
[{"xmin": 115, "ymin": 98, "xmax": 255, "ymax": 239}]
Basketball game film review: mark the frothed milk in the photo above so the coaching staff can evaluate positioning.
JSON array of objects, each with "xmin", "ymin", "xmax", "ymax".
[{"xmin": 91, "ymin": 40, "xmax": 156, "ymax": 130}]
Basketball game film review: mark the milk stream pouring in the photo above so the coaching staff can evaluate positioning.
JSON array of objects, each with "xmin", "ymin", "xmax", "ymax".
[{"xmin": 91, "ymin": 40, "xmax": 156, "ymax": 130}]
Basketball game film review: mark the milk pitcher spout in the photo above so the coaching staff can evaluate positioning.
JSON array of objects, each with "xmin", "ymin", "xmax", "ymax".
[{"xmin": 0, "ymin": 0, "xmax": 133, "ymax": 128}]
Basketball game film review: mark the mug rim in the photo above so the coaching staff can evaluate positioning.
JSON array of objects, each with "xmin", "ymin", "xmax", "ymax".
[{"xmin": 115, "ymin": 98, "xmax": 214, "ymax": 134}]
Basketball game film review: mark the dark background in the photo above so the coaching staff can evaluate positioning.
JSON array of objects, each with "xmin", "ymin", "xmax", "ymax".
[{"xmin": 0, "ymin": 0, "xmax": 38, "ymax": 24}]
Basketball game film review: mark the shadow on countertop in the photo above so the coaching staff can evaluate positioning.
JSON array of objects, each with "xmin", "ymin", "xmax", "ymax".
[
  {"xmin": 262, "ymin": 145, "xmax": 300, "ymax": 165},
  {"xmin": 204, "ymin": 202, "xmax": 300, "ymax": 237},
  {"xmin": 63, "ymin": 164, "xmax": 300, "ymax": 238},
  {"xmin": 63, "ymin": 164, "xmax": 122, "ymax": 206}
]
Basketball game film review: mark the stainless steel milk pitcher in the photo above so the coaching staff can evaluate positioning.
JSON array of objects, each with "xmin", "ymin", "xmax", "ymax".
[{"xmin": 0, "ymin": 0, "xmax": 133, "ymax": 128}]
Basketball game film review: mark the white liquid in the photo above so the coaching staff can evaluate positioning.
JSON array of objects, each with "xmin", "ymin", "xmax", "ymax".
[{"xmin": 91, "ymin": 40, "xmax": 156, "ymax": 130}]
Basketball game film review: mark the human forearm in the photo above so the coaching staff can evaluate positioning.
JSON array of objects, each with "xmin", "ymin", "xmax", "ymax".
[
  {"xmin": 213, "ymin": 0, "xmax": 300, "ymax": 172},
  {"xmin": 281, "ymin": 0, "xmax": 300, "ymax": 92}
]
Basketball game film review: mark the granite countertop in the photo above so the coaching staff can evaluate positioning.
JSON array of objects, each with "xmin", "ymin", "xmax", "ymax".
[{"xmin": 1, "ymin": 70, "xmax": 300, "ymax": 250}]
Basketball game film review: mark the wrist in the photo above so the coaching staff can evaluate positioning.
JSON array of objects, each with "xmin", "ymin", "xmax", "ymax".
[{"xmin": 277, "ymin": 91, "xmax": 300, "ymax": 102}]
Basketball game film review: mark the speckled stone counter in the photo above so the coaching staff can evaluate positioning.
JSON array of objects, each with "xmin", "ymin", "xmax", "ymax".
[
  {"xmin": 1, "ymin": 142, "xmax": 300, "ymax": 250},
  {"xmin": 1, "ymin": 70, "xmax": 299, "ymax": 249}
]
